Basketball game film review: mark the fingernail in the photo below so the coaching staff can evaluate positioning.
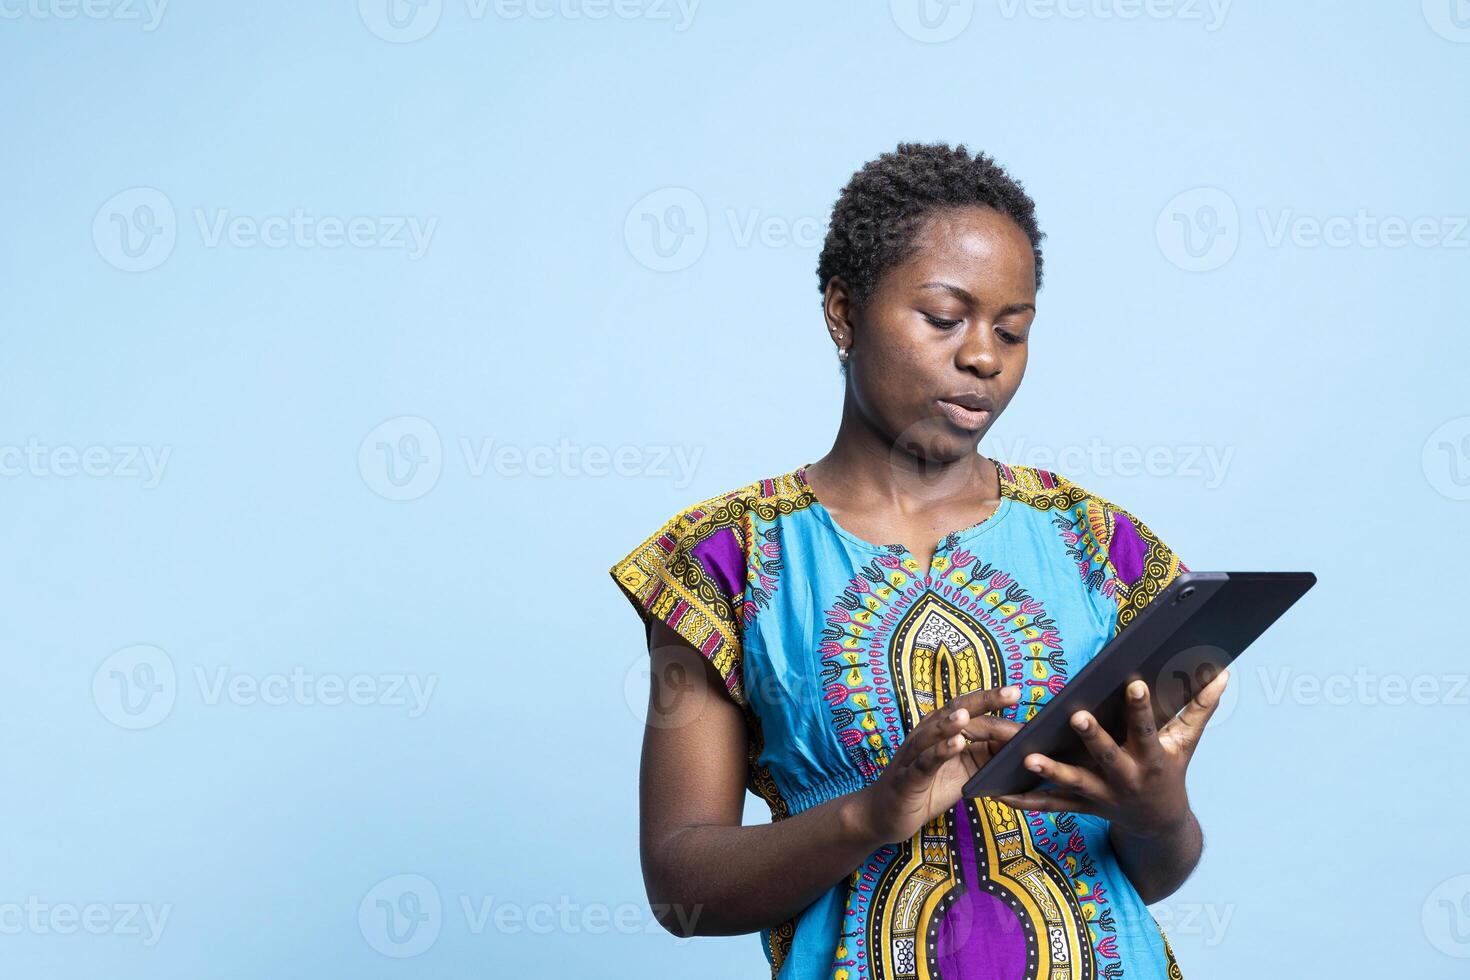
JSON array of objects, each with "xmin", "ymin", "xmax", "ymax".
[
  {"xmin": 1130, "ymin": 681, "xmax": 1147, "ymax": 700},
  {"xmin": 1003, "ymin": 685, "xmax": 1020, "ymax": 698},
  {"xmin": 1026, "ymin": 761, "xmax": 1044, "ymax": 773},
  {"xmin": 1073, "ymin": 715, "xmax": 1090, "ymax": 731}
]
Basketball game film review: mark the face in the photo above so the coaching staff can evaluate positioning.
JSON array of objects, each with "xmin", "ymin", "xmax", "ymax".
[{"xmin": 824, "ymin": 205, "xmax": 1037, "ymax": 465}]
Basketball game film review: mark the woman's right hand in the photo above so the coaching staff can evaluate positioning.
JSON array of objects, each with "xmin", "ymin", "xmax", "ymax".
[{"xmin": 850, "ymin": 685, "xmax": 1023, "ymax": 846}]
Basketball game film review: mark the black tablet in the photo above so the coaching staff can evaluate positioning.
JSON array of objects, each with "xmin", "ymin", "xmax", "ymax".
[{"xmin": 962, "ymin": 570, "xmax": 1316, "ymax": 799}]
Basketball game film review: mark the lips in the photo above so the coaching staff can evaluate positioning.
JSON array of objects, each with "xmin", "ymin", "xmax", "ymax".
[
  {"xmin": 941, "ymin": 392, "xmax": 994, "ymax": 412},
  {"xmin": 936, "ymin": 393, "xmax": 994, "ymax": 431}
]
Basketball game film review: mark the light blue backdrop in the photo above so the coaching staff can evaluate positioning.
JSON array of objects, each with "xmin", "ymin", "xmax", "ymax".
[{"xmin": 2, "ymin": 1, "xmax": 1467, "ymax": 977}]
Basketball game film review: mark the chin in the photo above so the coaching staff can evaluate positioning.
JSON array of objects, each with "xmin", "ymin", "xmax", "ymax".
[{"xmin": 892, "ymin": 424, "xmax": 984, "ymax": 464}]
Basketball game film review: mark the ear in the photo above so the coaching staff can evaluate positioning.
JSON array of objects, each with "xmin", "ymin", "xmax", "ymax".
[{"xmin": 823, "ymin": 276, "xmax": 858, "ymax": 352}]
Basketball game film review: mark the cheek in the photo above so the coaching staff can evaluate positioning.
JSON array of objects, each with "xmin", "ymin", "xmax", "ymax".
[
  {"xmin": 889, "ymin": 336, "xmax": 938, "ymax": 375},
  {"xmin": 884, "ymin": 337, "xmax": 946, "ymax": 404},
  {"xmin": 851, "ymin": 338, "xmax": 933, "ymax": 423},
  {"xmin": 887, "ymin": 317, "xmax": 960, "ymax": 376},
  {"xmin": 999, "ymin": 348, "xmax": 1028, "ymax": 402},
  {"xmin": 1011, "ymin": 346, "xmax": 1029, "ymax": 376},
  {"xmin": 855, "ymin": 317, "xmax": 932, "ymax": 384}
]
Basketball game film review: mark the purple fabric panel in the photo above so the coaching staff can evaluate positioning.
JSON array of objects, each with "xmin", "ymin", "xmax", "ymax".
[
  {"xmin": 1109, "ymin": 513, "xmax": 1147, "ymax": 587},
  {"xmin": 935, "ymin": 803, "xmax": 1027, "ymax": 978},
  {"xmin": 690, "ymin": 526, "xmax": 744, "ymax": 604}
]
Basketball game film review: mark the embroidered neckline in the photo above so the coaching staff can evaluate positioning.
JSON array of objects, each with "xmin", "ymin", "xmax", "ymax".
[{"xmin": 791, "ymin": 457, "xmax": 1015, "ymax": 558}]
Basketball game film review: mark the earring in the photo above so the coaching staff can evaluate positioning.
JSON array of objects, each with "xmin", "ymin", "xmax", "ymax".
[{"xmin": 836, "ymin": 346, "xmax": 849, "ymax": 364}]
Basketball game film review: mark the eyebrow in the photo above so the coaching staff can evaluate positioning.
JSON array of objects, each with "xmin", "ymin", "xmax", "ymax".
[{"xmin": 917, "ymin": 281, "xmax": 1035, "ymax": 316}]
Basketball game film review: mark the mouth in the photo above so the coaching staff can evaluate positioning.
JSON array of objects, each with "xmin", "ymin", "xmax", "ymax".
[{"xmin": 936, "ymin": 394, "xmax": 994, "ymax": 432}]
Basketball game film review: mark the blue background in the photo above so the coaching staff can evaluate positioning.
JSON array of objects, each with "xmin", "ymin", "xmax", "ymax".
[{"xmin": 3, "ymin": 1, "xmax": 1468, "ymax": 976}]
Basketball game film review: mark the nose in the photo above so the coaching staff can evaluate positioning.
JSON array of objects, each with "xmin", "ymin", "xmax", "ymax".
[{"xmin": 956, "ymin": 321, "xmax": 1002, "ymax": 377}]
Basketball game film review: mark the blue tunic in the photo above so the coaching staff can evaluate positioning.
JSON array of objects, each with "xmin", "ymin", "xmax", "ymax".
[{"xmin": 611, "ymin": 459, "xmax": 1189, "ymax": 979}]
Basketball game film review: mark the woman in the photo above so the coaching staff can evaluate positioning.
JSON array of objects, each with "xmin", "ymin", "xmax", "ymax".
[{"xmin": 609, "ymin": 142, "xmax": 1229, "ymax": 979}]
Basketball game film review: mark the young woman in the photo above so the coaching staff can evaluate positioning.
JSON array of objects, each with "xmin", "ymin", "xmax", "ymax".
[{"xmin": 610, "ymin": 142, "xmax": 1229, "ymax": 979}]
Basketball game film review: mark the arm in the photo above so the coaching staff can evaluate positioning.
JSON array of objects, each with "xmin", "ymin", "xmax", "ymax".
[
  {"xmin": 639, "ymin": 621, "xmax": 884, "ymax": 937},
  {"xmin": 1108, "ymin": 805, "xmax": 1202, "ymax": 905},
  {"xmin": 640, "ymin": 620, "xmax": 1023, "ymax": 938}
]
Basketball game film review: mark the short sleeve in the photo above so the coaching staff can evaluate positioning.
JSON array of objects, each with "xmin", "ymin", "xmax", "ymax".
[
  {"xmin": 1098, "ymin": 501, "xmax": 1189, "ymax": 636},
  {"xmin": 609, "ymin": 501, "xmax": 748, "ymax": 708}
]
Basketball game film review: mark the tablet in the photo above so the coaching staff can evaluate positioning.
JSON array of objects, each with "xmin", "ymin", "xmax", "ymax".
[{"xmin": 961, "ymin": 570, "xmax": 1316, "ymax": 799}]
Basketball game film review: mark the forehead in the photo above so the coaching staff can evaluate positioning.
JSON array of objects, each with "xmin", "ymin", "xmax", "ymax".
[{"xmin": 886, "ymin": 205, "xmax": 1036, "ymax": 295}]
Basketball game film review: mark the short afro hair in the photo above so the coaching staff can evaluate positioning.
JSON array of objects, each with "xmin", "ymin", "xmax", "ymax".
[{"xmin": 816, "ymin": 142, "xmax": 1045, "ymax": 311}]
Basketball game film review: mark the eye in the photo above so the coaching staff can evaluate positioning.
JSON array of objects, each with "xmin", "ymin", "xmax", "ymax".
[
  {"xmin": 998, "ymin": 330, "xmax": 1026, "ymax": 345},
  {"xmin": 923, "ymin": 313, "xmax": 962, "ymax": 330}
]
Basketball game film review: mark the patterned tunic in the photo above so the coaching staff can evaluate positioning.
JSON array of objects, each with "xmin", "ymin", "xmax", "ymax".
[{"xmin": 610, "ymin": 459, "xmax": 1189, "ymax": 980}]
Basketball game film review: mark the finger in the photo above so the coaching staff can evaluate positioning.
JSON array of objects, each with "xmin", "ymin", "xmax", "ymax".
[
  {"xmin": 1068, "ymin": 710, "xmax": 1137, "ymax": 782},
  {"xmin": 993, "ymin": 791, "xmax": 1100, "ymax": 815},
  {"xmin": 1168, "ymin": 666, "xmax": 1230, "ymax": 749},
  {"xmin": 1022, "ymin": 752, "xmax": 1113, "ymax": 803},
  {"xmin": 906, "ymin": 703, "xmax": 975, "ymax": 765},
  {"xmin": 911, "ymin": 703, "xmax": 975, "ymax": 757},
  {"xmin": 944, "ymin": 684, "xmax": 1022, "ymax": 718},
  {"xmin": 957, "ymin": 719, "xmax": 1022, "ymax": 766},
  {"xmin": 906, "ymin": 688, "xmax": 1020, "ymax": 767},
  {"xmin": 908, "ymin": 730, "xmax": 966, "ymax": 779},
  {"xmin": 960, "ymin": 716, "xmax": 1023, "ymax": 744},
  {"xmin": 1121, "ymin": 680, "xmax": 1163, "ymax": 764}
]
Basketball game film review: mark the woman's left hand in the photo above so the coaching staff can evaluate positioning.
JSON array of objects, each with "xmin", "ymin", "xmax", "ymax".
[{"xmin": 994, "ymin": 667, "xmax": 1230, "ymax": 838}]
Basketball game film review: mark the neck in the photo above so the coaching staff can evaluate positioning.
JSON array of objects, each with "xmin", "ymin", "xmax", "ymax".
[{"xmin": 809, "ymin": 394, "xmax": 997, "ymax": 516}]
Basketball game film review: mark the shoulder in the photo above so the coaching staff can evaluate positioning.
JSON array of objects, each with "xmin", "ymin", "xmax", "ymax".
[
  {"xmin": 608, "ymin": 467, "xmax": 810, "ymax": 709},
  {"xmin": 609, "ymin": 467, "xmax": 811, "ymax": 603},
  {"xmin": 996, "ymin": 459, "xmax": 1120, "ymax": 515},
  {"xmin": 996, "ymin": 460, "xmax": 1187, "ymax": 627},
  {"xmin": 623, "ymin": 468, "xmax": 810, "ymax": 561}
]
